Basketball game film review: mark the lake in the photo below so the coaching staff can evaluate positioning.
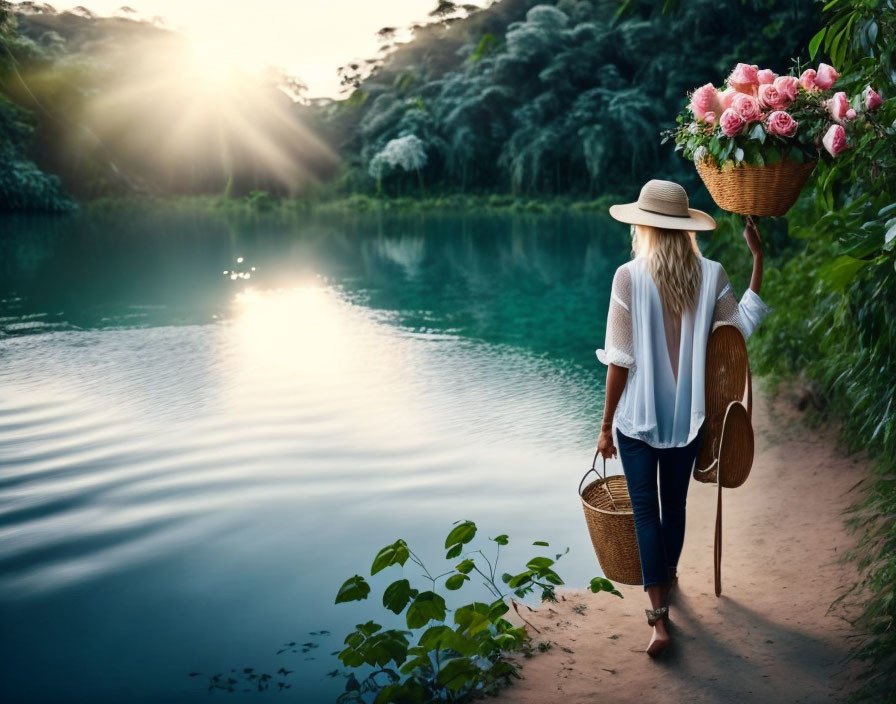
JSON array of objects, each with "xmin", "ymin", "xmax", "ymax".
[{"xmin": 0, "ymin": 207, "xmax": 630, "ymax": 702}]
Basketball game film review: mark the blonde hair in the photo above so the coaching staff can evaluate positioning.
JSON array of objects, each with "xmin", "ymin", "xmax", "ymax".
[{"xmin": 631, "ymin": 224, "xmax": 703, "ymax": 318}]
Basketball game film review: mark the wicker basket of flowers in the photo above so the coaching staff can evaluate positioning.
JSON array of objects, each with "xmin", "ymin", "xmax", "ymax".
[{"xmin": 662, "ymin": 61, "xmax": 875, "ymax": 217}]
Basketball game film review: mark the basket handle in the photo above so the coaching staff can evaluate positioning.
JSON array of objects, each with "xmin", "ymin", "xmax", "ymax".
[
  {"xmin": 578, "ymin": 449, "xmax": 606, "ymax": 495},
  {"xmin": 578, "ymin": 452, "xmax": 621, "ymax": 512}
]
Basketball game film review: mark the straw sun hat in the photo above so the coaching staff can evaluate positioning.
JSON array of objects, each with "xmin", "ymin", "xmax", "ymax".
[{"xmin": 609, "ymin": 179, "xmax": 717, "ymax": 231}]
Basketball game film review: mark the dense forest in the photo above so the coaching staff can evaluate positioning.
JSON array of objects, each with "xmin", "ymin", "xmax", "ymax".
[
  {"xmin": 1, "ymin": 0, "xmax": 823, "ymax": 208},
  {"xmin": 323, "ymin": 0, "xmax": 823, "ymax": 197}
]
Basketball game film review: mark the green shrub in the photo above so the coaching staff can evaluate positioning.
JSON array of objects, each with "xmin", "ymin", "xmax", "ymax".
[{"xmin": 332, "ymin": 520, "xmax": 621, "ymax": 703}]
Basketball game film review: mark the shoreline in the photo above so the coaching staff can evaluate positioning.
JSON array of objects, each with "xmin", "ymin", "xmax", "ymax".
[{"xmin": 497, "ymin": 375, "xmax": 871, "ymax": 703}]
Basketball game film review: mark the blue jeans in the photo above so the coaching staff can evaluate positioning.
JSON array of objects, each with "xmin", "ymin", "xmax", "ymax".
[{"xmin": 615, "ymin": 423, "xmax": 706, "ymax": 590}]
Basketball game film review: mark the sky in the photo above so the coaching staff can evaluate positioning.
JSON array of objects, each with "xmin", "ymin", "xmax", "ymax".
[{"xmin": 37, "ymin": 1, "xmax": 469, "ymax": 98}]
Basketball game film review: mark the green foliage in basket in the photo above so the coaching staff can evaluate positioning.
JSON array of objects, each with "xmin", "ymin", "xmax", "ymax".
[{"xmin": 332, "ymin": 520, "xmax": 621, "ymax": 703}]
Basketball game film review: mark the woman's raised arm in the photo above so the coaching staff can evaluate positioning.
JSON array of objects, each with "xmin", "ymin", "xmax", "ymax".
[{"xmin": 712, "ymin": 217, "xmax": 772, "ymax": 340}]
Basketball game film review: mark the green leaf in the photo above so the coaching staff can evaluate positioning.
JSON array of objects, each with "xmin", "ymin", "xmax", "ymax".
[
  {"xmin": 734, "ymin": 147, "xmax": 744, "ymax": 163},
  {"xmin": 745, "ymin": 122, "xmax": 763, "ymax": 144},
  {"xmin": 488, "ymin": 599, "xmax": 510, "ymax": 620},
  {"xmin": 541, "ymin": 569, "xmax": 564, "ymax": 586},
  {"xmin": 338, "ymin": 645, "xmax": 365, "ymax": 668},
  {"xmin": 419, "ymin": 626, "xmax": 475, "ymax": 657},
  {"xmin": 382, "ymin": 579, "xmax": 416, "ymax": 614},
  {"xmin": 809, "ymin": 27, "xmax": 826, "ymax": 59},
  {"xmin": 818, "ymin": 255, "xmax": 868, "ymax": 291},
  {"xmin": 491, "ymin": 534, "xmax": 509, "ymax": 546},
  {"xmin": 371, "ymin": 539, "xmax": 410, "ymax": 575},
  {"xmin": 444, "ymin": 520, "xmax": 477, "ymax": 549},
  {"xmin": 406, "ymin": 591, "xmax": 447, "ymax": 629},
  {"xmin": 526, "ymin": 556, "xmax": 555, "ymax": 570},
  {"xmin": 721, "ymin": 138, "xmax": 735, "ymax": 162},
  {"xmin": 400, "ymin": 646, "xmax": 435, "ymax": 675},
  {"xmin": 455, "ymin": 559, "xmax": 475, "ymax": 574},
  {"xmin": 589, "ymin": 577, "xmax": 624, "ymax": 598},
  {"xmin": 437, "ymin": 657, "xmax": 481, "ymax": 693},
  {"xmin": 445, "ymin": 574, "xmax": 470, "ymax": 590},
  {"xmin": 336, "ymin": 575, "xmax": 371, "ymax": 604},
  {"xmin": 445, "ymin": 544, "xmax": 463, "ymax": 559},
  {"xmin": 417, "ymin": 624, "xmax": 454, "ymax": 651},
  {"xmin": 532, "ymin": 540, "xmax": 549, "ymax": 546},
  {"xmin": 454, "ymin": 602, "xmax": 491, "ymax": 636},
  {"xmin": 878, "ymin": 203, "xmax": 896, "ymax": 218},
  {"xmin": 354, "ymin": 620, "xmax": 383, "ymax": 637},
  {"xmin": 507, "ymin": 570, "xmax": 533, "ymax": 588},
  {"xmin": 885, "ymin": 218, "xmax": 896, "ymax": 248}
]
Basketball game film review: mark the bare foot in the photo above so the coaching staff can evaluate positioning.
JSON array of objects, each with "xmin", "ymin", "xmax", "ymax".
[{"xmin": 646, "ymin": 620, "xmax": 670, "ymax": 657}]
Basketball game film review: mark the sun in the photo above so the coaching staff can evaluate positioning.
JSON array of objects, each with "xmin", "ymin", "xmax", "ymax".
[
  {"xmin": 187, "ymin": 39, "xmax": 231, "ymax": 85},
  {"xmin": 78, "ymin": 27, "xmax": 337, "ymax": 192}
]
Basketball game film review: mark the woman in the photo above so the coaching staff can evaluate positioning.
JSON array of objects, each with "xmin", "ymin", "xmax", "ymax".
[{"xmin": 595, "ymin": 179, "xmax": 771, "ymax": 657}]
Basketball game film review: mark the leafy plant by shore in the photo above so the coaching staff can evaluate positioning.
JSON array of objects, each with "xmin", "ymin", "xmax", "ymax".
[{"xmin": 332, "ymin": 520, "xmax": 621, "ymax": 703}]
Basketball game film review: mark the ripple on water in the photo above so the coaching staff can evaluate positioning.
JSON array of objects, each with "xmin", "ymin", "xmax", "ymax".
[{"xmin": 0, "ymin": 285, "xmax": 601, "ymax": 601}]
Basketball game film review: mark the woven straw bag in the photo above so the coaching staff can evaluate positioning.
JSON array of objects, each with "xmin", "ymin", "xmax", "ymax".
[
  {"xmin": 694, "ymin": 323, "xmax": 755, "ymax": 596},
  {"xmin": 695, "ymin": 156, "xmax": 817, "ymax": 217},
  {"xmin": 579, "ymin": 450, "xmax": 642, "ymax": 585},
  {"xmin": 695, "ymin": 324, "xmax": 754, "ymax": 487}
]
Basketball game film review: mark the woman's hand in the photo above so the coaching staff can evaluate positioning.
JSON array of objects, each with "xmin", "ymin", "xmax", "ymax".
[
  {"xmin": 597, "ymin": 428, "xmax": 617, "ymax": 460},
  {"xmin": 743, "ymin": 215, "xmax": 763, "ymax": 257}
]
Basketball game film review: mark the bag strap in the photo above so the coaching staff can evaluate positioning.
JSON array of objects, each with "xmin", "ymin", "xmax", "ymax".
[
  {"xmin": 747, "ymin": 361, "xmax": 753, "ymax": 420},
  {"xmin": 714, "ymin": 475, "xmax": 723, "ymax": 597},
  {"xmin": 714, "ymin": 354, "xmax": 749, "ymax": 596}
]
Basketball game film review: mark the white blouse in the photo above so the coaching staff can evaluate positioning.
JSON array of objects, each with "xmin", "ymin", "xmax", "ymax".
[{"xmin": 596, "ymin": 255, "xmax": 771, "ymax": 448}]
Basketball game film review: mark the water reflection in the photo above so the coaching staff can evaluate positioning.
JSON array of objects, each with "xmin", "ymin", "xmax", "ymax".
[{"xmin": 0, "ymin": 209, "xmax": 631, "ymax": 703}]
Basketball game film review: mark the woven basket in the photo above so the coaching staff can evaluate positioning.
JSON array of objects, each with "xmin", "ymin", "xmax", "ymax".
[
  {"xmin": 695, "ymin": 155, "xmax": 817, "ymax": 217},
  {"xmin": 695, "ymin": 324, "xmax": 754, "ymax": 488},
  {"xmin": 579, "ymin": 452, "xmax": 642, "ymax": 585}
]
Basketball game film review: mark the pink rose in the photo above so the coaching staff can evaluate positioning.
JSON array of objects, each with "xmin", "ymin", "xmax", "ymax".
[
  {"xmin": 758, "ymin": 83, "xmax": 789, "ymax": 110},
  {"xmin": 717, "ymin": 87, "xmax": 738, "ymax": 110},
  {"xmin": 845, "ymin": 108, "xmax": 856, "ymax": 120},
  {"xmin": 826, "ymin": 91, "xmax": 850, "ymax": 123},
  {"xmin": 822, "ymin": 123, "xmax": 848, "ymax": 156},
  {"xmin": 757, "ymin": 69, "xmax": 777, "ymax": 85},
  {"xmin": 799, "ymin": 68, "xmax": 818, "ymax": 92},
  {"xmin": 774, "ymin": 75, "xmax": 799, "ymax": 103},
  {"xmin": 764, "ymin": 110, "xmax": 798, "ymax": 137},
  {"xmin": 705, "ymin": 111, "xmax": 716, "ymax": 124},
  {"xmin": 864, "ymin": 87, "xmax": 883, "ymax": 111},
  {"xmin": 727, "ymin": 62, "xmax": 759, "ymax": 93},
  {"xmin": 689, "ymin": 82, "xmax": 722, "ymax": 122},
  {"xmin": 732, "ymin": 92, "xmax": 762, "ymax": 122},
  {"xmin": 815, "ymin": 63, "xmax": 841, "ymax": 91},
  {"xmin": 719, "ymin": 108, "xmax": 747, "ymax": 137}
]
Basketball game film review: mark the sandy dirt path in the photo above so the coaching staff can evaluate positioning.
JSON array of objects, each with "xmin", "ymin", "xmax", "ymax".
[{"xmin": 496, "ymin": 377, "xmax": 870, "ymax": 704}]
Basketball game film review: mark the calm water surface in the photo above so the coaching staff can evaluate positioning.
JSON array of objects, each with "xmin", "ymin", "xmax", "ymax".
[{"xmin": 0, "ymin": 208, "xmax": 630, "ymax": 702}]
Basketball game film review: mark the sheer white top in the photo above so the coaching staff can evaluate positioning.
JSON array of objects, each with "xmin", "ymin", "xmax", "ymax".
[{"xmin": 596, "ymin": 255, "xmax": 771, "ymax": 448}]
